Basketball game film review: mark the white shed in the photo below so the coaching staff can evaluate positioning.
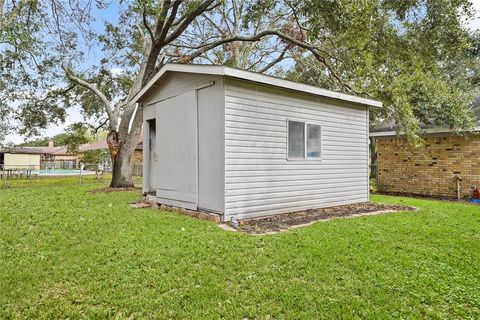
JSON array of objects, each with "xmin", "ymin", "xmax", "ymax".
[{"xmin": 133, "ymin": 64, "xmax": 381, "ymax": 220}]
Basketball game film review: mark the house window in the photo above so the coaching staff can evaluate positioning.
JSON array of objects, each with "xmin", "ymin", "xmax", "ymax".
[{"xmin": 288, "ymin": 120, "xmax": 321, "ymax": 159}]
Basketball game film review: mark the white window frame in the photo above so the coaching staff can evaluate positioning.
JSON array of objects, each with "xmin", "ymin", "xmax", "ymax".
[{"xmin": 287, "ymin": 119, "xmax": 322, "ymax": 160}]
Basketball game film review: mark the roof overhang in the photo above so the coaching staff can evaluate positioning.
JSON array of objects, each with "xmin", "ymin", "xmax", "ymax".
[{"xmin": 131, "ymin": 64, "xmax": 382, "ymax": 108}]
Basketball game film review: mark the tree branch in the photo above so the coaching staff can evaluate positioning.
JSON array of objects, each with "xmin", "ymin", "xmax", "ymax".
[
  {"xmin": 182, "ymin": 29, "xmax": 355, "ymax": 93},
  {"xmin": 257, "ymin": 47, "xmax": 289, "ymax": 73},
  {"xmin": 153, "ymin": 0, "xmax": 172, "ymax": 40},
  {"xmin": 163, "ymin": 0, "xmax": 217, "ymax": 45},
  {"xmin": 156, "ymin": 0, "xmax": 182, "ymax": 45},
  {"xmin": 142, "ymin": 7, "xmax": 154, "ymax": 44},
  {"xmin": 285, "ymin": 0, "xmax": 311, "ymax": 33},
  {"xmin": 80, "ymin": 117, "xmax": 109, "ymax": 133},
  {"xmin": 62, "ymin": 65, "xmax": 118, "ymax": 130}
]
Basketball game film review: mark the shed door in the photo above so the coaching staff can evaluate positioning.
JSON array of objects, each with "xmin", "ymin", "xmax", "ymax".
[
  {"xmin": 155, "ymin": 90, "xmax": 198, "ymax": 209},
  {"xmin": 198, "ymin": 85, "xmax": 223, "ymax": 213}
]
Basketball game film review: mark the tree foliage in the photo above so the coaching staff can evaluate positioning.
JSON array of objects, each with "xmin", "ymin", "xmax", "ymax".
[
  {"xmin": 19, "ymin": 133, "xmax": 70, "ymax": 147},
  {"xmin": 173, "ymin": 0, "xmax": 305, "ymax": 73},
  {"xmin": 81, "ymin": 149, "xmax": 109, "ymax": 165},
  {"xmin": 1, "ymin": 0, "xmax": 97, "ymax": 138},
  {"xmin": 19, "ymin": 124, "xmax": 94, "ymax": 154},
  {"xmin": 80, "ymin": 149, "xmax": 110, "ymax": 180}
]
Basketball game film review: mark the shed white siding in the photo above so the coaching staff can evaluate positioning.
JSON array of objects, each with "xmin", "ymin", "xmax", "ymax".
[
  {"xmin": 224, "ymin": 78, "xmax": 369, "ymax": 219},
  {"xmin": 141, "ymin": 72, "xmax": 223, "ymax": 107}
]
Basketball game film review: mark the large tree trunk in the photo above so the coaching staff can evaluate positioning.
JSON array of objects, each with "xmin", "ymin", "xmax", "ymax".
[
  {"xmin": 108, "ymin": 107, "xmax": 143, "ymax": 188},
  {"xmin": 110, "ymin": 146, "xmax": 134, "ymax": 188}
]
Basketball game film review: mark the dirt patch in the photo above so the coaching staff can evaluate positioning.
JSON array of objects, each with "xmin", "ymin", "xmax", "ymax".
[
  {"xmin": 130, "ymin": 200, "xmax": 159, "ymax": 209},
  {"xmin": 90, "ymin": 187, "xmax": 142, "ymax": 193},
  {"xmin": 130, "ymin": 200, "xmax": 221, "ymax": 223},
  {"xmin": 229, "ymin": 202, "xmax": 416, "ymax": 235}
]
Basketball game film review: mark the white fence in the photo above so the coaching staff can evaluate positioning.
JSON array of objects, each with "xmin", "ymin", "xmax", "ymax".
[{"xmin": 0, "ymin": 163, "xmax": 142, "ymax": 181}]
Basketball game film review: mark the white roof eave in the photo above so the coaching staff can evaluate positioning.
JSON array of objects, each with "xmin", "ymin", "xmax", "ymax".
[{"xmin": 131, "ymin": 64, "xmax": 382, "ymax": 108}]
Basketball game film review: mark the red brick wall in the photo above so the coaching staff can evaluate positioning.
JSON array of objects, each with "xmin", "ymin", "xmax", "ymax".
[{"xmin": 376, "ymin": 134, "xmax": 480, "ymax": 198}]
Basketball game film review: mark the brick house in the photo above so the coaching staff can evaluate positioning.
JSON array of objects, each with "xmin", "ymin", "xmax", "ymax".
[{"xmin": 370, "ymin": 114, "xmax": 480, "ymax": 198}]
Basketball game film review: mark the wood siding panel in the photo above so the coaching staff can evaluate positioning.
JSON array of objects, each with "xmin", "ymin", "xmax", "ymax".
[{"xmin": 224, "ymin": 78, "xmax": 369, "ymax": 219}]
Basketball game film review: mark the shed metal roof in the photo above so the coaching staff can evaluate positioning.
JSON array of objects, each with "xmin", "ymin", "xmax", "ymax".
[{"xmin": 131, "ymin": 64, "xmax": 382, "ymax": 108}]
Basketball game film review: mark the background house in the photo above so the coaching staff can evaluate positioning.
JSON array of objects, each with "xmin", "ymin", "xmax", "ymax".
[
  {"xmin": 0, "ymin": 147, "xmax": 42, "ymax": 170},
  {"xmin": 0, "ymin": 141, "xmax": 76, "ymax": 170},
  {"xmin": 134, "ymin": 64, "xmax": 381, "ymax": 220},
  {"xmin": 370, "ymin": 103, "xmax": 480, "ymax": 198},
  {"xmin": 1, "ymin": 139, "xmax": 143, "ymax": 173},
  {"xmin": 38, "ymin": 141, "xmax": 78, "ymax": 168}
]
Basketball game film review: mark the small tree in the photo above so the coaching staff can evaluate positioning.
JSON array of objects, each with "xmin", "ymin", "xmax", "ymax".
[{"xmin": 80, "ymin": 149, "xmax": 110, "ymax": 180}]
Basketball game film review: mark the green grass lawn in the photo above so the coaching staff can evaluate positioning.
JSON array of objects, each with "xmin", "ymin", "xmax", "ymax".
[{"xmin": 1, "ymin": 177, "xmax": 479, "ymax": 319}]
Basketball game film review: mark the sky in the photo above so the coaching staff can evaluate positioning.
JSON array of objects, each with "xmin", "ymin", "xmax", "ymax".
[
  {"xmin": 5, "ymin": 0, "xmax": 480, "ymax": 144},
  {"xmin": 467, "ymin": 0, "xmax": 480, "ymax": 30}
]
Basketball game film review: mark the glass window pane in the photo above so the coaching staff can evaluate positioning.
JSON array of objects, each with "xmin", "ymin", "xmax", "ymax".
[
  {"xmin": 288, "ymin": 121, "xmax": 305, "ymax": 158},
  {"xmin": 306, "ymin": 124, "xmax": 321, "ymax": 158}
]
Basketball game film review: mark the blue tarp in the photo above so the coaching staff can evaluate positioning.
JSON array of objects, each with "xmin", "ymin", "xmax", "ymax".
[{"xmin": 468, "ymin": 199, "xmax": 480, "ymax": 204}]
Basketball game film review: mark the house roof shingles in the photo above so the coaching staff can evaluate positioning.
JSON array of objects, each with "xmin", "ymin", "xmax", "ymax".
[
  {"xmin": 1, "ymin": 137, "xmax": 142, "ymax": 155},
  {"xmin": 78, "ymin": 137, "xmax": 143, "ymax": 153},
  {"xmin": 370, "ymin": 98, "xmax": 480, "ymax": 136}
]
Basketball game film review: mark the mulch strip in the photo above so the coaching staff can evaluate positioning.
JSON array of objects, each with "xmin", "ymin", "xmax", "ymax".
[
  {"xmin": 229, "ymin": 202, "xmax": 416, "ymax": 235},
  {"xmin": 129, "ymin": 198, "xmax": 415, "ymax": 235}
]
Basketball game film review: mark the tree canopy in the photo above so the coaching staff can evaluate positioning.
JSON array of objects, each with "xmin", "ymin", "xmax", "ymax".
[
  {"xmin": 1, "ymin": 0, "xmax": 98, "ymax": 141},
  {"xmin": 19, "ymin": 125, "xmax": 105, "ymax": 156},
  {"xmin": 285, "ymin": 0, "xmax": 478, "ymax": 144}
]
